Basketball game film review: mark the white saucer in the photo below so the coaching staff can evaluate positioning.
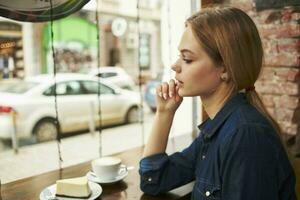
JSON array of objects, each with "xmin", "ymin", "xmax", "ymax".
[
  {"xmin": 86, "ymin": 168, "xmax": 128, "ymax": 184},
  {"xmin": 39, "ymin": 181, "xmax": 102, "ymax": 200}
]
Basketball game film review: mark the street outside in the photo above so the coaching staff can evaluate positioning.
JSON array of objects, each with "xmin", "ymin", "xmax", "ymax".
[{"xmin": 0, "ymin": 104, "xmax": 192, "ymax": 184}]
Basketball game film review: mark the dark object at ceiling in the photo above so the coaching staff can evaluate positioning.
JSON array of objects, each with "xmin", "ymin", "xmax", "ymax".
[
  {"xmin": 0, "ymin": 0, "xmax": 91, "ymax": 22},
  {"xmin": 255, "ymin": 0, "xmax": 300, "ymax": 11}
]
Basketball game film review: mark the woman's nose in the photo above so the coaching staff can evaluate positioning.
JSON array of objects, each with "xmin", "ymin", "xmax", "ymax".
[{"xmin": 171, "ymin": 61, "xmax": 181, "ymax": 73}]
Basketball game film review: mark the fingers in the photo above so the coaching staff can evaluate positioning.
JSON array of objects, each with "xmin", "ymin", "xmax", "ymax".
[
  {"xmin": 161, "ymin": 82, "xmax": 169, "ymax": 100},
  {"xmin": 175, "ymin": 85, "xmax": 182, "ymax": 102},
  {"xmin": 168, "ymin": 79, "xmax": 175, "ymax": 98},
  {"xmin": 156, "ymin": 80, "xmax": 177, "ymax": 100},
  {"xmin": 156, "ymin": 84, "xmax": 163, "ymax": 98}
]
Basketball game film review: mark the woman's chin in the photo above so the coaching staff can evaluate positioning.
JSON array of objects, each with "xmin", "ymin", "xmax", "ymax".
[
  {"xmin": 177, "ymin": 89, "xmax": 184, "ymax": 97},
  {"xmin": 178, "ymin": 89, "xmax": 188, "ymax": 97},
  {"xmin": 178, "ymin": 89, "xmax": 202, "ymax": 97}
]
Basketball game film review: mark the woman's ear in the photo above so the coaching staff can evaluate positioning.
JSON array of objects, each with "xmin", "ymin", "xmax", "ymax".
[
  {"xmin": 220, "ymin": 73, "xmax": 229, "ymax": 82},
  {"xmin": 218, "ymin": 64, "xmax": 230, "ymax": 82}
]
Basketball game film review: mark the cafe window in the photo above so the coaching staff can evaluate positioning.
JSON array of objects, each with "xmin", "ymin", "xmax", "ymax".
[{"xmin": 0, "ymin": 0, "xmax": 196, "ymax": 187}]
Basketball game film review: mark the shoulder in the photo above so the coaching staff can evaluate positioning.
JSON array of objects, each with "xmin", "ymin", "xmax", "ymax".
[
  {"xmin": 219, "ymin": 104, "xmax": 282, "ymax": 156},
  {"xmin": 219, "ymin": 112, "xmax": 294, "ymax": 183},
  {"xmin": 221, "ymin": 102, "xmax": 276, "ymax": 139},
  {"xmin": 217, "ymin": 102, "xmax": 295, "ymax": 182}
]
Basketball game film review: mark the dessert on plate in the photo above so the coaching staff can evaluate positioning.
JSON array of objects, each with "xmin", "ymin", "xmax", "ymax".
[{"xmin": 56, "ymin": 176, "xmax": 91, "ymax": 198}]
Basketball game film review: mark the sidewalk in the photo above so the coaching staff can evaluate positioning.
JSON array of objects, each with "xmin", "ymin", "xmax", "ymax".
[
  {"xmin": 0, "ymin": 111, "xmax": 191, "ymax": 184},
  {"xmin": 0, "ymin": 120, "xmax": 150, "ymax": 184}
]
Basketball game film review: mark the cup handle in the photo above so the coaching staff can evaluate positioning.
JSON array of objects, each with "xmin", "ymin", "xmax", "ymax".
[{"xmin": 119, "ymin": 164, "xmax": 127, "ymax": 174}]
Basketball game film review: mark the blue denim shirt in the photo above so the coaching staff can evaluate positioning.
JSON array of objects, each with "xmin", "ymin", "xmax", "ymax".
[{"xmin": 139, "ymin": 92, "xmax": 296, "ymax": 200}]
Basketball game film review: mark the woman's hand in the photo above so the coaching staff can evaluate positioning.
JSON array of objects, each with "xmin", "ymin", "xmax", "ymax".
[{"xmin": 156, "ymin": 79, "xmax": 183, "ymax": 114}]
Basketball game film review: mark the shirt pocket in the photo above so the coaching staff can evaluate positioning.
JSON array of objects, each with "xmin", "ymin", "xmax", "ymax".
[{"xmin": 194, "ymin": 179, "xmax": 221, "ymax": 200}]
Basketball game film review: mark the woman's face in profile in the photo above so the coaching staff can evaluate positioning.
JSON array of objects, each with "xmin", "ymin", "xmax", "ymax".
[{"xmin": 172, "ymin": 25, "xmax": 224, "ymax": 97}]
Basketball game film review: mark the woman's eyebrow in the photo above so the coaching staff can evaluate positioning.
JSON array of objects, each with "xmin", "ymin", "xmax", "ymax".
[{"xmin": 178, "ymin": 48, "xmax": 195, "ymax": 55}]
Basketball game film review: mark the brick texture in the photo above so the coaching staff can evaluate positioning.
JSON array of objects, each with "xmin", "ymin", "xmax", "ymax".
[{"xmin": 226, "ymin": 0, "xmax": 300, "ymax": 138}]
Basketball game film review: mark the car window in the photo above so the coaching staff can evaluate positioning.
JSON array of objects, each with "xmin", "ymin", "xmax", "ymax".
[
  {"xmin": 98, "ymin": 72, "xmax": 117, "ymax": 78},
  {"xmin": 43, "ymin": 81, "xmax": 83, "ymax": 96},
  {"xmin": 81, "ymin": 81, "xmax": 115, "ymax": 95},
  {"xmin": 65, "ymin": 81, "xmax": 82, "ymax": 95},
  {"xmin": 0, "ymin": 80, "xmax": 38, "ymax": 93}
]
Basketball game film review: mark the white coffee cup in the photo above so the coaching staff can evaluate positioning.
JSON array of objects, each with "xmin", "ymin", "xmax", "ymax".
[{"xmin": 91, "ymin": 156, "xmax": 124, "ymax": 180}]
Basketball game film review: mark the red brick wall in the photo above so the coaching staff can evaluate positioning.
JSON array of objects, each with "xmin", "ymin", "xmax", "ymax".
[{"xmin": 222, "ymin": 1, "xmax": 300, "ymax": 140}]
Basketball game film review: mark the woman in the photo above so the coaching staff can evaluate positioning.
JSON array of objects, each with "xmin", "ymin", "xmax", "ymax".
[{"xmin": 139, "ymin": 6, "xmax": 296, "ymax": 200}]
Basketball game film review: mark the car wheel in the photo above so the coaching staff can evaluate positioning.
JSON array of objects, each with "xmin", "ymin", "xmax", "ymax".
[
  {"xmin": 126, "ymin": 106, "xmax": 139, "ymax": 124},
  {"xmin": 33, "ymin": 119, "xmax": 58, "ymax": 142}
]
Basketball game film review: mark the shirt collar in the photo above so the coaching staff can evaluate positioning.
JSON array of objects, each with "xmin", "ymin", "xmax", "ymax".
[{"xmin": 197, "ymin": 92, "xmax": 248, "ymax": 140}]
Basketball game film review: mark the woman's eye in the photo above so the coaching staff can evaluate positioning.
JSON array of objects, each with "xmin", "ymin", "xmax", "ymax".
[
  {"xmin": 183, "ymin": 59, "xmax": 192, "ymax": 64},
  {"xmin": 178, "ymin": 54, "xmax": 192, "ymax": 64}
]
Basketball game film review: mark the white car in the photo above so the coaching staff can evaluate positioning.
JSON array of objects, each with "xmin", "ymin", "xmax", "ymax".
[
  {"xmin": 88, "ymin": 66, "xmax": 135, "ymax": 90},
  {"xmin": 0, "ymin": 73, "xmax": 140, "ymax": 142}
]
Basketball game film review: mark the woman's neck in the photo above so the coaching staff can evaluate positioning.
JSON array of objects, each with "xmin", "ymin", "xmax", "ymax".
[{"xmin": 200, "ymin": 84, "xmax": 236, "ymax": 120}]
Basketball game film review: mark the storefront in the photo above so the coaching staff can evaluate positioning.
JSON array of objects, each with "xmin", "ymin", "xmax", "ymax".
[
  {"xmin": 0, "ymin": 21, "xmax": 23, "ymax": 79},
  {"xmin": 99, "ymin": 15, "xmax": 160, "ymax": 82},
  {"xmin": 42, "ymin": 15, "xmax": 98, "ymax": 73}
]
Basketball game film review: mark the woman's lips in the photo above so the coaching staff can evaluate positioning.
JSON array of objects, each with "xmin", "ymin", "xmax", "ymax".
[{"xmin": 175, "ymin": 78, "xmax": 184, "ymax": 87}]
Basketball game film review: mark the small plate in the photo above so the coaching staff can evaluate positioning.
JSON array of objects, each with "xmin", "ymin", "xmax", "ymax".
[
  {"xmin": 86, "ymin": 167, "xmax": 128, "ymax": 184},
  {"xmin": 40, "ymin": 181, "xmax": 102, "ymax": 200}
]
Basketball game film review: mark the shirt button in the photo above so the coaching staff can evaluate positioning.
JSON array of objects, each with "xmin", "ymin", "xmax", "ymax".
[
  {"xmin": 202, "ymin": 155, "xmax": 206, "ymax": 159},
  {"xmin": 205, "ymin": 191, "xmax": 210, "ymax": 196},
  {"xmin": 147, "ymin": 177, "xmax": 152, "ymax": 182}
]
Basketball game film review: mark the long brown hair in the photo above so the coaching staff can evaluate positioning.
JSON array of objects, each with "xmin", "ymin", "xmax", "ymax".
[{"xmin": 186, "ymin": 6, "xmax": 282, "ymax": 135}]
